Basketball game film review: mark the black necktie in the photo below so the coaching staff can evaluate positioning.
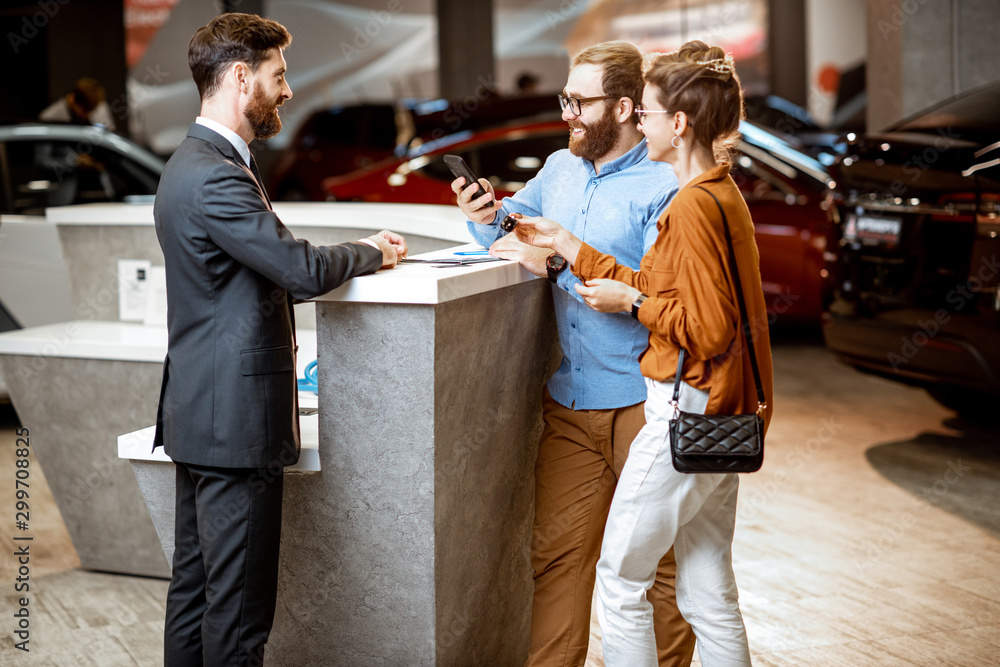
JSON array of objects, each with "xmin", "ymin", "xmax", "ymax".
[
  {"xmin": 247, "ymin": 152, "xmax": 294, "ymax": 360},
  {"xmin": 248, "ymin": 153, "xmax": 272, "ymax": 209}
]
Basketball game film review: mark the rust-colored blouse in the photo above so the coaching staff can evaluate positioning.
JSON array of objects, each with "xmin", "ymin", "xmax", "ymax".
[{"xmin": 572, "ymin": 164, "xmax": 774, "ymax": 431}]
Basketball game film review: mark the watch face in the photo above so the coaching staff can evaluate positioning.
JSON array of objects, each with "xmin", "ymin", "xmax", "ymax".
[{"xmin": 548, "ymin": 254, "xmax": 567, "ymax": 271}]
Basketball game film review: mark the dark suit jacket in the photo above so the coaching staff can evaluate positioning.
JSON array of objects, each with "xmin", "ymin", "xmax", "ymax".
[{"xmin": 152, "ymin": 123, "xmax": 382, "ymax": 468}]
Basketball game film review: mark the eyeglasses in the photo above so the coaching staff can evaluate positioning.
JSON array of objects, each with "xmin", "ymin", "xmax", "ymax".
[
  {"xmin": 635, "ymin": 106, "xmax": 675, "ymax": 122},
  {"xmin": 558, "ymin": 94, "xmax": 614, "ymax": 116}
]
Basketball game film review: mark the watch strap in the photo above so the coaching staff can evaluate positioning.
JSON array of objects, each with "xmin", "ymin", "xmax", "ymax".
[
  {"xmin": 631, "ymin": 294, "xmax": 647, "ymax": 319},
  {"xmin": 547, "ymin": 253, "xmax": 567, "ymax": 283}
]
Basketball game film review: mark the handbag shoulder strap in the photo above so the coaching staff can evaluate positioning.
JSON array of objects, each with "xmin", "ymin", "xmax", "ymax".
[{"xmin": 671, "ymin": 185, "xmax": 766, "ymax": 413}]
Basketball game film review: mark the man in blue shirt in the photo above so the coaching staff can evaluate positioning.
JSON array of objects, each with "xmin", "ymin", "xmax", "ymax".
[{"xmin": 453, "ymin": 42, "xmax": 694, "ymax": 666}]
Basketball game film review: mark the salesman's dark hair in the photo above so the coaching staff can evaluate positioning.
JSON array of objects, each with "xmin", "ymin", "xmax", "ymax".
[{"xmin": 188, "ymin": 13, "xmax": 291, "ymax": 100}]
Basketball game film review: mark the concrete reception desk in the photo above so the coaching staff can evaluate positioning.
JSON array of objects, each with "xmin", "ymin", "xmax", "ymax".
[
  {"xmin": 0, "ymin": 200, "xmax": 560, "ymax": 662},
  {"xmin": 125, "ymin": 248, "xmax": 560, "ymax": 664},
  {"xmin": 0, "ymin": 202, "xmax": 491, "ymax": 580}
]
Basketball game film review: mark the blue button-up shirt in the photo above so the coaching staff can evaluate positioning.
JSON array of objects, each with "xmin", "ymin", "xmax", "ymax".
[{"xmin": 466, "ymin": 140, "xmax": 678, "ymax": 410}]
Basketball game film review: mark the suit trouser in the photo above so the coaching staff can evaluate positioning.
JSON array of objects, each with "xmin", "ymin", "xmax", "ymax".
[
  {"xmin": 164, "ymin": 461, "xmax": 284, "ymax": 667},
  {"xmin": 527, "ymin": 388, "xmax": 697, "ymax": 666},
  {"xmin": 596, "ymin": 378, "xmax": 751, "ymax": 667}
]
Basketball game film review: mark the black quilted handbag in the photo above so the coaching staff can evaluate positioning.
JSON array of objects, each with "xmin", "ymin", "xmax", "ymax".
[{"xmin": 668, "ymin": 186, "xmax": 766, "ymax": 474}]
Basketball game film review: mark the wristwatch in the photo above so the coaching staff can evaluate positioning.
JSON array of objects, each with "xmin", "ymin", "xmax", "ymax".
[
  {"xmin": 631, "ymin": 294, "xmax": 648, "ymax": 319},
  {"xmin": 546, "ymin": 253, "xmax": 568, "ymax": 283}
]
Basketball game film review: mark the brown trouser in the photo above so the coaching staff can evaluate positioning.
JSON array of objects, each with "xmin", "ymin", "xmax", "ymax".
[{"xmin": 526, "ymin": 389, "xmax": 696, "ymax": 666}]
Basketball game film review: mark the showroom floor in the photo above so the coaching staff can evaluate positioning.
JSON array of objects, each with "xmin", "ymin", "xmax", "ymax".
[{"xmin": 2, "ymin": 338, "xmax": 999, "ymax": 666}]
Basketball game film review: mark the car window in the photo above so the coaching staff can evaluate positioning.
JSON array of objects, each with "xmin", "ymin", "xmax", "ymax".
[
  {"xmin": 1, "ymin": 139, "xmax": 159, "ymax": 215},
  {"xmin": 89, "ymin": 144, "xmax": 160, "ymax": 199},
  {"xmin": 475, "ymin": 133, "xmax": 568, "ymax": 187},
  {"xmin": 417, "ymin": 131, "xmax": 568, "ymax": 191},
  {"xmin": 2, "ymin": 139, "xmax": 58, "ymax": 214},
  {"xmin": 307, "ymin": 107, "xmax": 398, "ymax": 150}
]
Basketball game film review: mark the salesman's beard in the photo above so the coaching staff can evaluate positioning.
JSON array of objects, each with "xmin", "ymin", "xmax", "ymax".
[
  {"xmin": 245, "ymin": 81, "xmax": 283, "ymax": 140},
  {"xmin": 568, "ymin": 104, "xmax": 620, "ymax": 163}
]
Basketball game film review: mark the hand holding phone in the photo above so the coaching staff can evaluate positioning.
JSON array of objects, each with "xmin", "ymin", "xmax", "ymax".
[{"xmin": 444, "ymin": 154, "xmax": 494, "ymax": 208}]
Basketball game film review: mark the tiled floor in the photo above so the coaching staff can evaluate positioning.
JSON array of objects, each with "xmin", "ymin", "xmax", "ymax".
[{"xmin": 3, "ymin": 339, "xmax": 1000, "ymax": 665}]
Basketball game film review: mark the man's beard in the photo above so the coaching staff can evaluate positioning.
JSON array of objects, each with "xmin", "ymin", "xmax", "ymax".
[
  {"xmin": 568, "ymin": 104, "xmax": 620, "ymax": 162},
  {"xmin": 245, "ymin": 81, "xmax": 283, "ymax": 140}
]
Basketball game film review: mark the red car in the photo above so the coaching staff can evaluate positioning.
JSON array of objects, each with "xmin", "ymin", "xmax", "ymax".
[
  {"xmin": 323, "ymin": 120, "xmax": 834, "ymax": 323},
  {"xmin": 322, "ymin": 121, "xmax": 570, "ymax": 205}
]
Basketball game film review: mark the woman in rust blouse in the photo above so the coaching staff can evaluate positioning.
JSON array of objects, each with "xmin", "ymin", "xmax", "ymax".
[{"xmin": 509, "ymin": 42, "xmax": 772, "ymax": 666}]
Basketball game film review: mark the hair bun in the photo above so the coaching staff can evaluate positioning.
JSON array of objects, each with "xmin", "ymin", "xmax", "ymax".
[
  {"xmin": 700, "ymin": 56, "xmax": 735, "ymax": 82},
  {"xmin": 674, "ymin": 41, "xmax": 735, "ymax": 82}
]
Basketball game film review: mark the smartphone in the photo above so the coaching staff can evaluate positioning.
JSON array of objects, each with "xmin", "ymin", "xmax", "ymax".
[{"xmin": 444, "ymin": 154, "xmax": 494, "ymax": 208}]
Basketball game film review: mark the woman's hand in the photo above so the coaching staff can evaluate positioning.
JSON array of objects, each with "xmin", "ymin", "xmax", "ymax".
[
  {"xmin": 574, "ymin": 279, "xmax": 641, "ymax": 313},
  {"xmin": 511, "ymin": 213, "xmax": 583, "ymax": 264},
  {"xmin": 511, "ymin": 213, "xmax": 564, "ymax": 249}
]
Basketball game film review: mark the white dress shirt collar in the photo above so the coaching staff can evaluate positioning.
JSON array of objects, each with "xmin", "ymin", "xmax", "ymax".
[{"xmin": 195, "ymin": 116, "xmax": 252, "ymax": 169}]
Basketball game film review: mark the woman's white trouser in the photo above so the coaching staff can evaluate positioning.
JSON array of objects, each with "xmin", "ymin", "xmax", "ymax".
[{"xmin": 596, "ymin": 377, "xmax": 751, "ymax": 666}]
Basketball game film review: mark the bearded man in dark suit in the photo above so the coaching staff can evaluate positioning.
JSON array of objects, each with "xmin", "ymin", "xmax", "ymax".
[{"xmin": 153, "ymin": 13, "xmax": 407, "ymax": 666}]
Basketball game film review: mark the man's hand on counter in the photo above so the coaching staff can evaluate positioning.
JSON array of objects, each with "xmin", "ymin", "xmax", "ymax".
[
  {"xmin": 364, "ymin": 230, "xmax": 408, "ymax": 270},
  {"xmin": 488, "ymin": 233, "xmax": 551, "ymax": 278}
]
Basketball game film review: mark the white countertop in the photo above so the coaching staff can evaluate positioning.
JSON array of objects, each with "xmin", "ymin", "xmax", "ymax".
[
  {"xmin": 44, "ymin": 201, "xmax": 539, "ymax": 305},
  {"xmin": 0, "ymin": 321, "xmax": 168, "ymax": 361},
  {"xmin": 47, "ymin": 201, "xmax": 473, "ymax": 243},
  {"xmin": 0, "ymin": 321, "xmax": 318, "ymax": 365},
  {"xmin": 314, "ymin": 243, "xmax": 538, "ymax": 305},
  {"xmin": 0, "ymin": 247, "xmax": 539, "ymax": 357}
]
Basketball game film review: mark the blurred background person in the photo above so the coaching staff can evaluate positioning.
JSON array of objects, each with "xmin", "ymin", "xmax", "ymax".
[
  {"xmin": 515, "ymin": 71, "xmax": 540, "ymax": 95},
  {"xmin": 40, "ymin": 77, "xmax": 116, "ymax": 130}
]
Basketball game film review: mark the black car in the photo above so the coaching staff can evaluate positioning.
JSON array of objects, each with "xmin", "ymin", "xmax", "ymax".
[{"xmin": 822, "ymin": 82, "xmax": 1000, "ymax": 414}]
